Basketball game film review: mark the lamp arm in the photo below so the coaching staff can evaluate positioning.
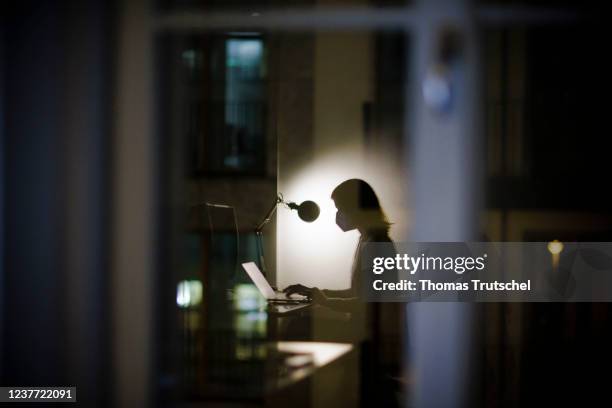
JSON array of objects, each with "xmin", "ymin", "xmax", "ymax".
[
  {"xmin": 254, "ymin": 193, "xmax": 285, "ymax": 278},
  {"xmin": 255, "ymin": 194, "xmax": 284, "ymax": 233}
]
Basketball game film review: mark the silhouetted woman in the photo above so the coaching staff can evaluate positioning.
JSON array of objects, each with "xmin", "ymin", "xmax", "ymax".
[
  {"xmin": 285, "ymin": 178, "xmax": 393, "ymax": 310},
  {"xmin": 285, "ymin": 179, "xmax": 402, "ymax": 406}
]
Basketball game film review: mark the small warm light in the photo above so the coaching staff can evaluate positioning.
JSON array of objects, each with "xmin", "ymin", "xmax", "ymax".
[
  {"xmin": 547, "ymin": 240, "xmax": 564, "ymax": 255},
  {"xmin": 176, "ymin": 280, "xmax": 203, "ymax": 308}
]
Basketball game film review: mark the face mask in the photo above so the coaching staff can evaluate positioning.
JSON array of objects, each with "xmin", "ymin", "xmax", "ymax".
[{"xmin": 336, "ymin": 211, "xmax": 355, "ymax": 232}]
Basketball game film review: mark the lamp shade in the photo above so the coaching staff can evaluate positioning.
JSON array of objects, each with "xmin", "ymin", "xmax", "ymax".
[{"xmin": 296, "ymin": 200, "xmax": 320, "ymax": 223}]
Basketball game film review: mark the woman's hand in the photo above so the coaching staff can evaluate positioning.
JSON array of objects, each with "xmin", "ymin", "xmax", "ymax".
[{"xmin": 283, "ymin": 284, "xmax": 313, "ymax": 298}]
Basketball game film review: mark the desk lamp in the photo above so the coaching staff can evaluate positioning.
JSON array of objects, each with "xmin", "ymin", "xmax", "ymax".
[{"xmin": 255, "ymin": 193, "xmax": 319, "ymax": 277}]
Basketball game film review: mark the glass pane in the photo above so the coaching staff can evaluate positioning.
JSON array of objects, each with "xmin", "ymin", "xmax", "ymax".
[
  {"xmin": 157, "ymin": 27, "xmax": 408, "ymax": 405},
  {"xmin": 162, "ymin": 34, "xmax": 268, "ymax": 176}
]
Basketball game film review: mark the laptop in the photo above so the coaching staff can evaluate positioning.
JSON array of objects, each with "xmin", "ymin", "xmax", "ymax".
[{"xmin": 241, "ymin": 262, "xmax": 310, "ymax": 304}]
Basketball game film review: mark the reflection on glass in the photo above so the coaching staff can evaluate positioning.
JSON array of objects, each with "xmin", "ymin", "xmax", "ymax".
[
  {"xmin": 234, "ymin": 310, "xmax": 267, "ymax": 337},
  {"xmin": 164, "ymin": 33, "xmax": 268, "ymax": 176},
  {"xmin": 223, "ymin": 36, "xmax": 266, "ymax": 171},
  {"xmin": 176, "ymin": 279, "xmax": 204, "ymax": 308},
  {"xmin": 233, "ymin": 284, "xmax": 268, "ymax": 360},
  {"xmin": 233, "ymin": 283, "xmax": 266, "ymax": 311}
]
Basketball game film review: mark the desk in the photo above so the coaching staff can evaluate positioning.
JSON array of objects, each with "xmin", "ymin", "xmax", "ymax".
[{"xmin": 171, "ymin": 299, "xmax": 356, "ymax": 407}]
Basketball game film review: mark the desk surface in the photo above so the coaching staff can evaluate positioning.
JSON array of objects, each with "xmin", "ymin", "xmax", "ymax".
[
  {"xmin": 174, "ymin": 300, "xmax": 354, "ymax": 403},
  {"xmin": 277, "ymin": 341, "xmax": 353, "ymax": 367}
]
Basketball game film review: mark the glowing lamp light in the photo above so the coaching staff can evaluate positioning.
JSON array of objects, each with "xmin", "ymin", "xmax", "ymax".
[
  {"xmin": 547, "ymin": 240, "xmax": 564, "ymax": 255},
  {"xmin": 276, "ymin": 147, "xmax": 409, "ymax": 290},
  {"xmin": 176, "ymin": 280, "xmax": 203, "ymax": 308}
]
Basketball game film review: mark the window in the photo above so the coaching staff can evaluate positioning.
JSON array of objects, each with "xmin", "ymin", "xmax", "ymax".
[{"xmin": 164, "ymin": 33, "xmax": 268, "ymax": 177}]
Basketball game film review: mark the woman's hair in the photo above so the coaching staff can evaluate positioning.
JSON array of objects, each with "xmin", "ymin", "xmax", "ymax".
[{"xmin": 331, "ymin": 179, "xmax": 391, "ymax": 233}]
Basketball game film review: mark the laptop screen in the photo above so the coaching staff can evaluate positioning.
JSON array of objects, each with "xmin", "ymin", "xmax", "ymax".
[{"xmin": 241, "ymin": 262, "xmax": 276, "ymax": 299}]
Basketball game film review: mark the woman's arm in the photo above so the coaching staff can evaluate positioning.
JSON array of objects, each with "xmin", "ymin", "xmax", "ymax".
[
  {"xmin": 320, "ymin": 296, "xmax": 360, "ymax": 314},
  {"xmin": 322, "ymin": 288, "xmax": 353, "ymax": 298},
  {"xmin": 285, "ymin": 286, "xmax": 354, "ymax": 298},
  {"xmin": 283, "ymin": 284, "xmax": 312, "ymax": 297},
  {"xmin": 312, "ymin": 288, "xmax": 360, "ymax": 314}
]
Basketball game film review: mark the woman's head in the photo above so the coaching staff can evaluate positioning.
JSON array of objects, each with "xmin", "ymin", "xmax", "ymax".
[{"xmin": 331, "ymin": 179, "xmax": 390, "ymax": 234}]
